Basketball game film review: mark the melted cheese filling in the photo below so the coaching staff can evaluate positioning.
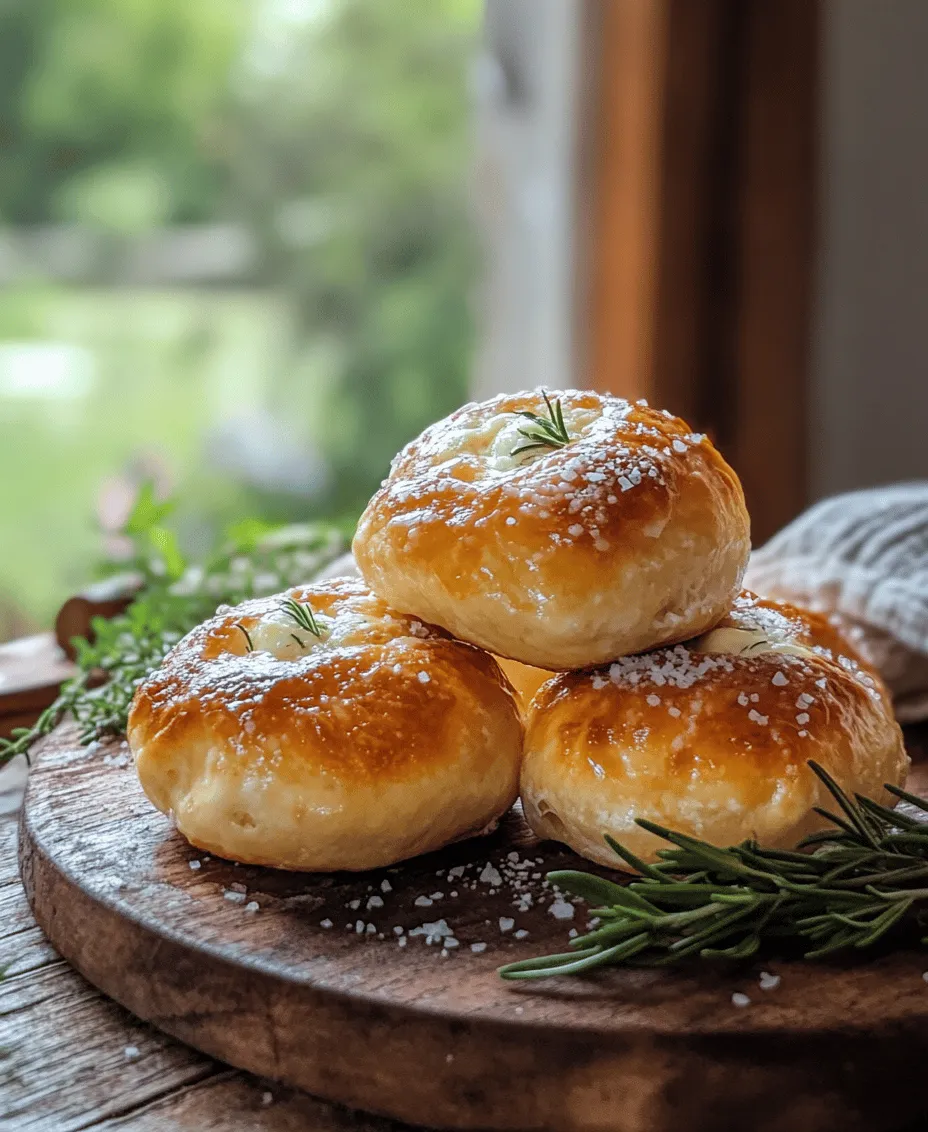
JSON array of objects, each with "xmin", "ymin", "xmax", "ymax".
[
  {"xmin": 248, "ymin": 608, "xmax": 335, "ymax": 660},
  {"xmin": 441, "ymin": 405, "xmax": 601, "ymax": 474},
  {"xmin": 690, "ymin": 626, "xmax": 819, "ymax": 661}
]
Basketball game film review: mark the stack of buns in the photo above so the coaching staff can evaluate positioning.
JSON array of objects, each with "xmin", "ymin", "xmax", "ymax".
[{"xmin": 129, "ymin": 389, "xmax": 908, "ymax": 872}]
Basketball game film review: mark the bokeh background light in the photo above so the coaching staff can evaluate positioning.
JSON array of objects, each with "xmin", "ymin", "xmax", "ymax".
[{"xmin": 0, "ymin": 0, "xmax": 481, "ymax": 639}]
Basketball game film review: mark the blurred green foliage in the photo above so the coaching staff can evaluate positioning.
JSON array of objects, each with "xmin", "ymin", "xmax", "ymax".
[
  {"xmin": 0, "ymin": 0, "xmax": 481, "ymax": 636},
  {"xmin": 228, "ymin": 0, "xmax": 481, "ymax": 509},
  {"xmin": 0, "ymin": 0, "xmax": 243, "ymax": 227}
]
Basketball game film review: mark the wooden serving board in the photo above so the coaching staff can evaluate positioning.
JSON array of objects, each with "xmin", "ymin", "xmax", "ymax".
[{"xmin": 18, "ymin": 723, "xmax": 928, "ymax": 1132}]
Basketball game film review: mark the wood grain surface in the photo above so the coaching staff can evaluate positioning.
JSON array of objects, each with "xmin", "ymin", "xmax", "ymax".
[
  {"xmin": 0, "ymin": 768, "xmax": 411, "ymax": 1131},
  {"xmin": 0, "ymin": 633, "xmax": 75, "ymax": 739},
  {"xmin": 14, "ymin": 723, "xmax": 928, "ymax": 1132}
]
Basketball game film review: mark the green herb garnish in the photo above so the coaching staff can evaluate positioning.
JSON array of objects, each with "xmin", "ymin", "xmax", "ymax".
[
  {"xmin": 500, "ymin": 761, "xmax": 928, "ymax": 979},
  {"xmin": 511, "ymin": 390, "xmax": 570, "ymax": 458},
  {"xmin": 236, "ymin": 623, "xmax": 255, "ymax": 652},
  {"xmin": 280, "ymin": 598, "xmax": 323, "ymax": 638},
  {"xmin": 0, "ymin": 487, "xmax": 347, "ymax": 767}
]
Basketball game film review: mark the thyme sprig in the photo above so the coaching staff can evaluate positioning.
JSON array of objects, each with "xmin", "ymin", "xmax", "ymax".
[
  {"xmin": 280, "ymin": 597, "xmax": 323, "ymax": 638},
  {"xmin": 500, "ymin": 761, "xmax": 928, "ymax": 979},
  {"xmin": 511, "ymin": 390, "xmax": 570, "ymax": 458}
]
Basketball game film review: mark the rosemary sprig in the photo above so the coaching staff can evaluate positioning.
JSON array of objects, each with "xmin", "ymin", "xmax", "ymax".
[
  {"xmin": 279, "ymin": 597, "xmax": 323, "ymax": 638},
  {"xmin": 511, "ymin": 390, "xmax": 571, "ymax": 458},
  {"xmin": 236, "ymin": 623, "xmax": 255, "ymax": 652},
  {"xmin": 500, "ymin": 761, "xmax": 928, "ymax": 979}
]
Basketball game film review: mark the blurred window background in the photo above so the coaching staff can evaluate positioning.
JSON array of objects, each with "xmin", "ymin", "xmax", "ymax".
[
  {"xmin": 3, "ymin": 0, "xmax": 928, "ymax": 644},
  {"xmin": 0, "ymin": 0, "xmax": 481, "ymax": 640}
]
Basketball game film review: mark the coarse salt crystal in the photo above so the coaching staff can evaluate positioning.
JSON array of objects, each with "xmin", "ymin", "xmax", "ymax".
[
  {"xmin": 417, "ymin": 671, "xmax": 431, "ymax": 684},
  {"xmin": 188, "ymin": 860, "xmax": 201, "ymax": 870},
  {"xmin": 499, "ymin": 917, "xmax": 515, "ymax": 933},
  {"xmin": 409, "ymin": 919, "xmax": 453, "ymax": 945},
  {"xmin": 262, "ymin": 1091, "xmax": 273, "ymax": 1106},
  {"xmin": 668, "ymin": 705, "xmax": 681, "ymax": 718},
  {"xmin": 470, "ymin": 942, "xmax": 487, "ymax": 953},
  {"xmin": 430, "ymin": 892, "xmax": 444, "ymax": 900},
  {"xmin": 348, "ymin": 898, "xmax": 361, "ymax": 910},
  {"xmin": 772, "ymin": 672, "xmax": 789, "ymax": 686},
  {"xmin": 797, "ymin": 693, "xmax": 815, "ymax": 709},
  {"xmin": 123, "ymin": 1045, "xmax": 141, "ymax": 1061},
  {"xmin": 796, "ymin": 713, "xmax": 810, "ymax": 725},
  {"xmin": 355, "ymin": 920, "xmax": 365, "ymax": 934},
  {"xmin": 514, "ymin": 929, "xmax": 529, "ymax": 940},
  {"xmin": 646, "ymin": 693, "xmax": 661, "ymax": 707},
  {"xmin": 367, "ymin": 895, "xmax": 384, "ymax": 910},
  {"xmin": 320, "ymin": 919, "xmax": 333, "ymax": 929},
  {"xmin": 549, "ymin": 898, "xmax": 575, "ymax": 921},
  {"xmin": 244, "ymin": 901, "xmax": 259, "ymax": 913},
  {"xmin": 505, "ymin": 516, "xmax": 516, "ymax": 526},
  {"xmin": 748, "ymin": 710, "xmax": 769, "ymax": 725},
  {"xmin": 759, "ymin": 971, "xmax": 780, "ymax": 991},
  {"xmin": 731, "ymin": 993, "xmax": 751, "ymax": 1008},
  {"xmin": 414, "ymin": 896, "xmax": 433, "ymax": 908},
  {"xmin": 568, "ymin": 524, "xmax": 583, "ymax": 538},
  {"xmin": 224, "ymin": 891, "xmax": 246, "ymax": 904},
  {"xmin": 479, "ymin": 863, "xmax": 503, "ymax": 886},
  {"xmin": 737, "ymin": 693, "xmax": 750, "ymax": 707},
  {"xmin": 381, "ymin": 879, "xmax": 393, "ymax": 894},
  {"xmin": 672, "ymin": 439, "xmax": 687, "ymax": 454}
]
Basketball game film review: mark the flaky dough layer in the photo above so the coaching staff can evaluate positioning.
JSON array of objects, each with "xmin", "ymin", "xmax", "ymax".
[
  {"xmin": 354, "ymin": 389, "xmax": 750, "ymax": 669},
  {"xmin": 128, "ymin": 579, "xmax": 523, "ymax": 871},
  {"xmin": 521, "ymin": 592, "xmax": 908, "ymax": 865}
]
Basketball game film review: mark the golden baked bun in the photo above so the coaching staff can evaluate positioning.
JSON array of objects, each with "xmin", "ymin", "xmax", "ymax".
[
  {"xmin": 353, "ymin": 389, "xmax": 750, "ymax": 669},
  {"xmin": 128, "ymin": 579, "xmax": 522, "ymax": 871},
  {"xmin": 494, "ymin": 656, "xmax": 554, "ymax": 713},
  {"xmin": 521, "ymin": 591, "xmax": 908, "ymax": 866}
]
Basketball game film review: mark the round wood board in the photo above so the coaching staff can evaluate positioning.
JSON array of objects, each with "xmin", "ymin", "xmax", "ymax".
[{"xmin": 18, "ymin": 723, "xmax": 928, "ymax": 1132}]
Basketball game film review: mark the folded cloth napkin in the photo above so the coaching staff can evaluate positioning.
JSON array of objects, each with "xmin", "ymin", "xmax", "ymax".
[{"xmin": 745, "ymin": 482, "xmax": 928, "ymax": 722}]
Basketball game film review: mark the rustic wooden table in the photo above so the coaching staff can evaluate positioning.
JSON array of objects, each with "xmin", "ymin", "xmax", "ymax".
[
  {"xmin": 0, "ymin": 761, "xmax": 410, "ymax": 1131},
  {"xmin": 3, "ymin": 637, "xmax": 928, "ymax": 1131},
  {"xmin": 0, "ymin": 636, "xmax": 409, "ymax": 1131}
]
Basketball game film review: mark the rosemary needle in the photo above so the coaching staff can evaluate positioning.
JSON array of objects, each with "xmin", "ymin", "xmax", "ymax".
[
  {"xmin": 279, "ymin": 598, "xmax": 323, "ymax": 638},
  {"xmin": 499, "ymin": 761, "xmax": 928, "ymax": 979},
  {"xmin": 511, "ymin": 390, "xmax": 571, "ymax": 458}
]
